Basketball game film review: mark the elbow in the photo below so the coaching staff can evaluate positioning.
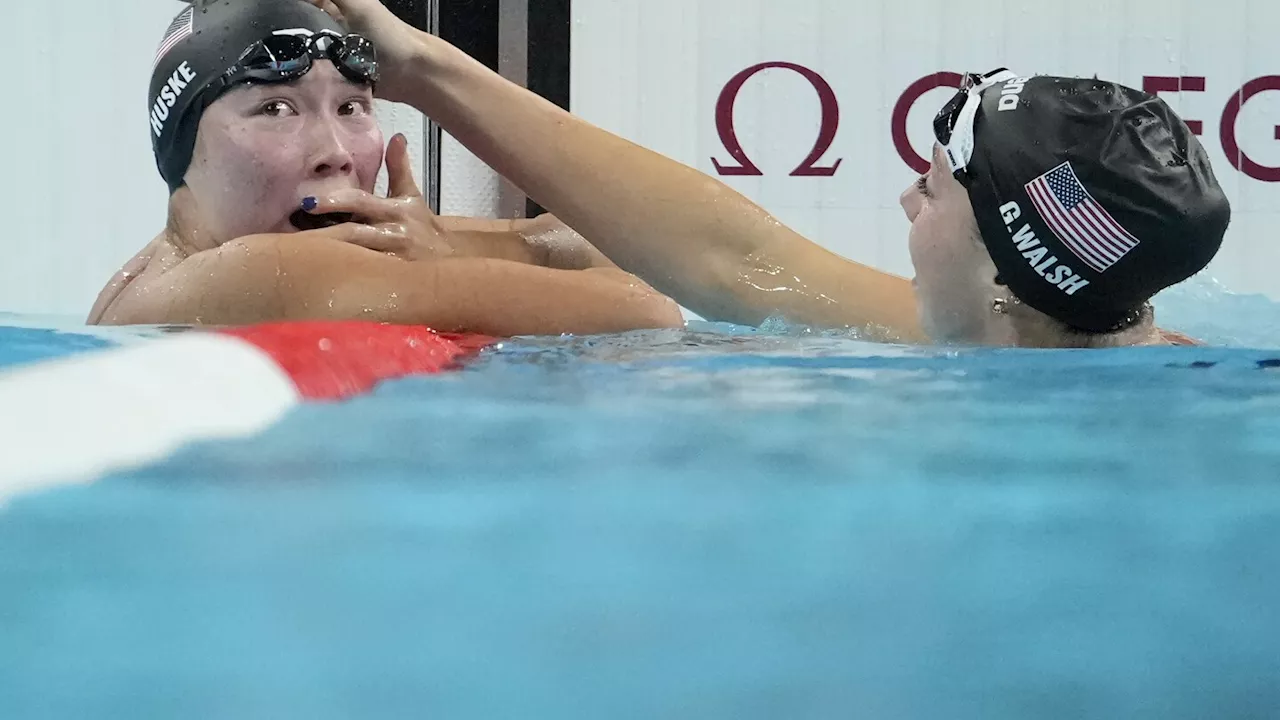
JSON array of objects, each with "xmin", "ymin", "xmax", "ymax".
[
  {"xmin": 591, "ymin": 288, "xmax": 685, "ymax": 334},
  {"xmin": 585, "ymin": 268, "xmax": 685, "ymax": 331},
  {"xmin": 638, "ymin": 293, "xmax": 685, "ymax": 330}
]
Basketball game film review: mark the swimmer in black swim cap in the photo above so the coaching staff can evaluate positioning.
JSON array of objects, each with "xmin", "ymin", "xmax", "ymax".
[
  {"xmin": 86, "ymin": 0, "xmax": 681, "ymax": 333},
  {"xmin": 902, "ymin": 69, "xmax": 1230, "ymax": 345},
  {"xmin": 302, "ymin": 0, "xmax": 1228, "ymax": 346},
  {"xmin": 86, "ymin": 0, "xmax": 389, "ymax": 323}
]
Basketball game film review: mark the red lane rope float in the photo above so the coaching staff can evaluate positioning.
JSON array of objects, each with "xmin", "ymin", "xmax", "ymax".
[{"xmin": 220, "ymin": 321, "xmax": 496, "ymax": 401}]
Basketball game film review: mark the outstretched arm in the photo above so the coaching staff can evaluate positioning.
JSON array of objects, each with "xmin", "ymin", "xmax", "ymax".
[
  {"xmin": 306, "ymin": 0, "xmax": 924, "ymax": 340},
  {"xmin": 99, "ymin": 235, "xmax": 683, "ymax": 336}
]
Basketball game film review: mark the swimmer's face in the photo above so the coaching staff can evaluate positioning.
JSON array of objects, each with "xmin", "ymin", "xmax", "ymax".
[
  {"xmin": 184, "ymin": 61, "xmax": 383, "ymax": 243},
  {"xmin": 899, "ymin": 145, "xmax": 1001, "ymax": 343}
]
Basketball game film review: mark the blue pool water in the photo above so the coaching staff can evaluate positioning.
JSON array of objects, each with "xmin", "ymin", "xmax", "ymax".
[{"xmin": 2, "ymin": 281, "xmax": 1280, "ymax": 718}]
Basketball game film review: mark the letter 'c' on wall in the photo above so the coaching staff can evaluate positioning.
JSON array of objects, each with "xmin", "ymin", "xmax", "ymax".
[{"xmin": 891, "ymin": 72, "xmax": 963, "ymax": 176}]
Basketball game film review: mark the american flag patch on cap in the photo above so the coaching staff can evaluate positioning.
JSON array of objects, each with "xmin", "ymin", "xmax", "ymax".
[
  {"xmin": 154, "ymin": 6, "xmax": 195, "ymax": 68},
  {"xmin": 1025, "ymin": 161, "xmax": 1141, "ymax": 273}
]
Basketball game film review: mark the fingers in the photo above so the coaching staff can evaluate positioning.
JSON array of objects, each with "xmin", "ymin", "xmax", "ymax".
[
  {"xmin": 384, "ymin": 134, "xmax": 424, "ymax": 200},
  {"xmin": 318, "ymin": 1, "xmax": 346, "ymax": 25},
  {"xmin": 513, "ymin": 213, "xmax": 565, "ymax": 235},
  {"xmin": 308, "ymin": 222, "xmax": 412, "ymax": 254},
  {"xmin": 306, "ymin": 189, "xmax": 407, "ymax": 223},
  {"xmin": 300, "ymin": 0, "xmax": 342, "ymax": 21},
  {"xmin": 307, "ymin": 0, "xmax": 380, "ymax": 26},
  {"xmin": 315, "ymin": 222, "xmax": 457, "ymax": 261}
]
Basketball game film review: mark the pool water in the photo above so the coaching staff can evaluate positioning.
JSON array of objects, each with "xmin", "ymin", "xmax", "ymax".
[{"xmin": 2, "ymin": 280, "xmax": 1280, "ymax": 718}]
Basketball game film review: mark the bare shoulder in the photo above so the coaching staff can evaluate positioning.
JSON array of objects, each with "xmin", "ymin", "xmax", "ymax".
[
  {"xmin": 98, "ymin": 234, "xmax": 387, "ymax": 326},
  {"xmin": 89, "ymin": 238, "xmax": 186, "ymax": 325}
]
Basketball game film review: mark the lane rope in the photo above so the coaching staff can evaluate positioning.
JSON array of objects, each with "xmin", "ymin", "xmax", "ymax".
[{"xmin": 0, "ymin": 322, "xmax": 494, "ymax": 504}]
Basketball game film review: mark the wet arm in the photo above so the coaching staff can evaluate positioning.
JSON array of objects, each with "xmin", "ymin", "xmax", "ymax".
[
  {"xmin": 99, "ymin": 236, "xmax": 682, "ymax": 336},
  {"xmin": 398, "ymin": 38, "xmax": 924, "ymax": 339}
]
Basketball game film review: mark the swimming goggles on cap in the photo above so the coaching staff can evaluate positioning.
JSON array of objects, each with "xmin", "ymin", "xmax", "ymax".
[
  {"xmin": 933, "ymin": 68, "xmax": 1018, "ymax": 184},
  {"xmin": 207, "ymin": 30, "xmax": 379, "ymax": 98}
]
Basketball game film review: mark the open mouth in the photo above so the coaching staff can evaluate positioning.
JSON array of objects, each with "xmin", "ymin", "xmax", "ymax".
[{"xmin": 289, "ymin": 210, "xmax": 354, "ymax": 231}]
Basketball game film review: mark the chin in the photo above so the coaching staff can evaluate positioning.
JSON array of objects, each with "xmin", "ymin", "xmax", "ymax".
[
  {"xmin": 931, "ymin": 316, "xmax": 987, "ymax": 346},
  {"xmin": 919, "ymin": 306, "xmax": 964, "ymax": 345}
]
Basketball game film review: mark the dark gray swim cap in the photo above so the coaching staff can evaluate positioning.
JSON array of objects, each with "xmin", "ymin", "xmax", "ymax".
[
  {"xmin": 148, "ymin": 0, "xmax": 346, "ymax": 193},
  {"xmin": 941, "ymin": 72, "xmax": 1231, "ymax": 333}
]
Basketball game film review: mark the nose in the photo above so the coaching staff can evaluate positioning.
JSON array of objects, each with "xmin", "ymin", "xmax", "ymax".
[
  {"xmin": 306, "ymin": 116, "xmax": 356, "ymax": 180},
  {"xmin": 900, "ymin": 183, "xmax": 923, "ymax": 222}
]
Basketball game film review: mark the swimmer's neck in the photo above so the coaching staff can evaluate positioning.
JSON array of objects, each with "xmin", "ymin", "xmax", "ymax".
[
  {"xmin": 1005, "ymin": 306, "xmax": 1163, "ymax": 348},
  {"xmin": 163, "ymin": 187, "xmax": 220, "ymax": 258}
]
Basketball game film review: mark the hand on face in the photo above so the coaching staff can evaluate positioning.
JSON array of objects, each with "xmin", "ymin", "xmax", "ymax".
[
  {"xmin": 298, "ymin": 133, "xmax": 458, "ymax": 260},
  {"xmin": 302, "ymin": 0, "xmax": 424, "ymax": 104}
]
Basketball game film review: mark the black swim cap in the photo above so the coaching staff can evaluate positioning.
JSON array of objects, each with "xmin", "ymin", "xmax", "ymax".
[
  {"xmin": 148, "ymin": 0, "xmax": 346, "ymax": 193},
  {"xmin": 942, "ymin": 71, "xmax": 1231, "ymax": 333}
]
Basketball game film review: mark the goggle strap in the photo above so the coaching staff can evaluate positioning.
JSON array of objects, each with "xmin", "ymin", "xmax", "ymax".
[{"xmin": 943, "ymin": 69, "xmax": 1019, "ymax": 176}]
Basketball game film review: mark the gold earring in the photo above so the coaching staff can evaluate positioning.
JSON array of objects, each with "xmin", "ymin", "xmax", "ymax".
[{"xmin": 991, "ymin": 296, "xmax": 1020, "ymax": 315}]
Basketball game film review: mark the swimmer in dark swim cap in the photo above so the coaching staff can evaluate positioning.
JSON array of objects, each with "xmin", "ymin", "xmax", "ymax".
[
  {"xmin": 88, "ymin": 0, "xmax": 680, "ymax": 335},
  {"xmin": 902, "ymin": 69, "xmax": 1228, "ymax": 345},
  {"xmin": 303, "ymin": 0, "xmax": 1230, "ymax": 347}
]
